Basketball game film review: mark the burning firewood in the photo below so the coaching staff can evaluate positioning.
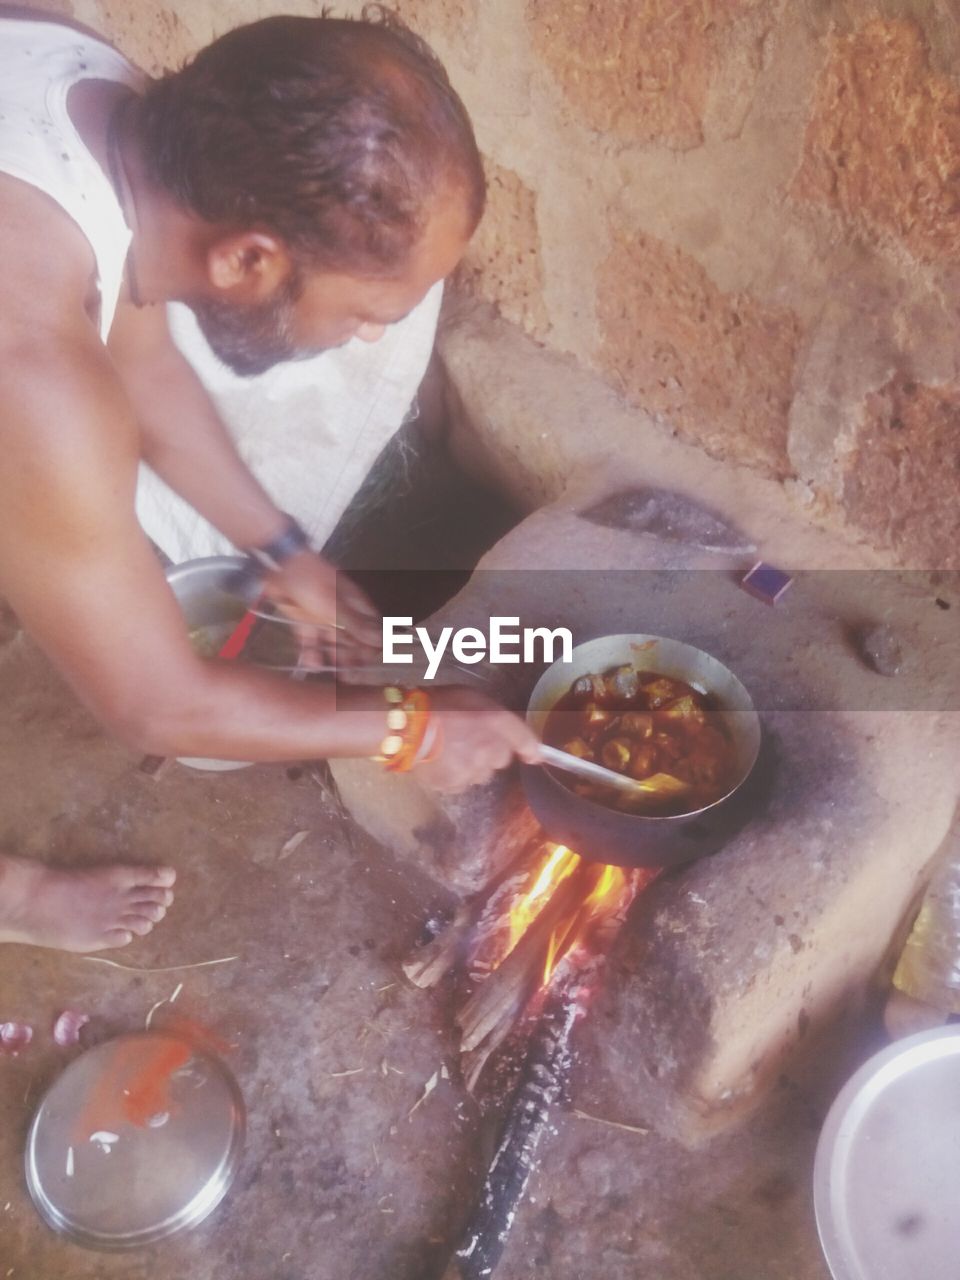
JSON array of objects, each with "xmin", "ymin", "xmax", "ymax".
[
  {"xmin": 455, "ymin": 859, "xmax": 598, "ymax": 1092},
  {"xmin": 456, "ymin": 861, "xmax": 596, "ymax": 1054},
  {"xmin": 402, "ymin": 836, "xmax": 656, "ymax": 1280},
  {"xmin": 402, "ymin": 903, "xmax": 475, "ymax": 989},
  {"xmin": 401, "ymin": 841, "xmax": 579, "ymax": 991}
]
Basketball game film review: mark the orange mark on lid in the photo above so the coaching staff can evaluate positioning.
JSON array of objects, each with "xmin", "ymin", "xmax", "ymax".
[{"xmin": 122, "ymin": 1039, "xmax": 191, "ymax": 1128}]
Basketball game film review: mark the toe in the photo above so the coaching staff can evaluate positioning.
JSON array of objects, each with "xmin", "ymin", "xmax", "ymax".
[
  {"xmin": 128, "ymin": 902, "xmax": 167, "ymax": 924},
  {"xmin": 101, "ymin": 928, "xmax": 134, "ymax": 949},
  {"xmin": 129, "ymin": 888, "xmax": 174, "ymax": 909},
  {"xmin": 122, "ymin": 916, "xmax": 156, "ymax": 938}
]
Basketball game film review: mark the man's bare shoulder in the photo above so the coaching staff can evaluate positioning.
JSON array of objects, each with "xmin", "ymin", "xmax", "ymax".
[
  {"xmin": 0, "ymin": 172, "xmax": 98, "ymax": 338},
  {"xmin": 0, "ymin": 175, "xmax": 138, "ymax": 491}
]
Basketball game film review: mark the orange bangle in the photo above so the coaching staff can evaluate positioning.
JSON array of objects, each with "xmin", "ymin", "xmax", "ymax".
[
  {"xmin": 385, "ymin": 689, "xmax": 431, "ymax": 773},
  {"xmin": 414, "ymin": 717, "xmax": 444, "ymax": 765}
]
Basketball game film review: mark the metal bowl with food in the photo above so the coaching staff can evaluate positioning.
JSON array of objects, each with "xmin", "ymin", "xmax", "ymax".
[
  {"xmin": 165, "ymin": 555, "xmax": 248, "ymax": 642},
  {"xmin": 522, "ymin": 634, "xmax": 762, "ymax": 869}
]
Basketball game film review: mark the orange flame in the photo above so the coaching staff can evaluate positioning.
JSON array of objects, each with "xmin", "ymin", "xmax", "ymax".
[
  {"xmin": 543, "ymin": 926, "xmax": 562, "ymax": 985},
  {"xmin": 545, "ymin": 863, "xmax": 629, "ymax": 984},
  {"xmin": 496, "ymin": 840, "xmax": 636, "ymax": 990},
  {"xmin": 501, "ymin": 843, "xmax": 631, "ymax": 988},
  {"xmin": 583, "ymin": 864, "xmax": 626, "ymax": 915},
  {"xmin": 505, "ymin": 844, "xmax": 580, "ymax": 956}
]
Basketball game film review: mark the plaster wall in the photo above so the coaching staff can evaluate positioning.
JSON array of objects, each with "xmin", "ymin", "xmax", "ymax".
[{"xmin": 12, "ymin": 0, "xmax": 960, "ymax": 568}]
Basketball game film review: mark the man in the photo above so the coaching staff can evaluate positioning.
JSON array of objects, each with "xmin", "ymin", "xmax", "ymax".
[{"xmin": 0, "ymin": 9, "xmax": 541, "ymax": 954}]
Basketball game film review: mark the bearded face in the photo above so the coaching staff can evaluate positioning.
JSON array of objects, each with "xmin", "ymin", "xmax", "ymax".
[{"xmin": 188, "ymin": 267, "xmax": 312, "ymax": 377}]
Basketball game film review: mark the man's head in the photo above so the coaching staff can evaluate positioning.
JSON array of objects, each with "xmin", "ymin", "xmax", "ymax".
[{"xmin": 137, "ymin": 7, "xmax": 484, "ymax": 374}]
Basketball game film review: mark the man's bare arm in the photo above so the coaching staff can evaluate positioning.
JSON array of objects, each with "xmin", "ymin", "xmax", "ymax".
[
  {"xmin": 0, "ymin": 171, "xmax": 377, "ymax": 762},
  {"xmin": 0, "ymin": 358, "xmax": 537, "ymax": 785},
  {"xmin": 108, "ymin": 300, "xmax": 294, "ymax": 549},
  {"xmin": 0, "ymin": 180, "xmax": 539, "ymax": 784},
  {"xmin": 0, "ymin": 345, "xmax": 535, "ymax": 783},
  {"xmin": 0, "ymin": 322, "xmax": 399, "ymax": 761}
]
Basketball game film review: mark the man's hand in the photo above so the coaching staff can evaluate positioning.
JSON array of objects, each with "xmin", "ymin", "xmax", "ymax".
[
  {"xmin": 261, "ymin": 549, "xmax": 382, "ymax": 665},
  {"xmin": 413, "ymin": 687, "xmax": 543, "ymax": 793}
]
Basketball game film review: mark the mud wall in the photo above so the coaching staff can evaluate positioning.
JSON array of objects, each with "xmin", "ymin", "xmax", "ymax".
[{"xmin": 13, "ymin": 0, "xmax": 960, "ymax": 568}]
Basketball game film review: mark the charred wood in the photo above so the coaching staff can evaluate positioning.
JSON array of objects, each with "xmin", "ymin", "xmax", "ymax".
[{"xmin": 441, "ymin": 984, "xmax": 582, "ymax": 1280}]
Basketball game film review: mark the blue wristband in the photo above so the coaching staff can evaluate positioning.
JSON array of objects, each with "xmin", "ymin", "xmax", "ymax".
[{"xmin": 245, "ymin": 515, "xmax": 310, "ymax": 573}]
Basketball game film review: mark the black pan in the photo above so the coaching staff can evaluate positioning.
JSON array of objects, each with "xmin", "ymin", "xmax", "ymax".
[{"xmin": 521, "ymin": 634, "xmax": 762, "ymax": 870}]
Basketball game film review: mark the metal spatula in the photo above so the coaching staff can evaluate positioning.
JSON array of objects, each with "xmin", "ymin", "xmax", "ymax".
[{"xmin": 538, "ymin": 744, "xmax": 689, "ymax": 798}]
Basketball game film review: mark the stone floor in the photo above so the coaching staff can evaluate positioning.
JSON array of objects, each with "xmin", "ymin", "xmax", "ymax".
[{"xmin": 0, "ymin": 615, "xmax": 899, "ymax": 1280}]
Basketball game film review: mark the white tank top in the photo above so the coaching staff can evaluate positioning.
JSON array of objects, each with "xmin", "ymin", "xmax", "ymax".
[{"xmin": 0, "ymin": 17, "xmax": 143, "ymax": 338}]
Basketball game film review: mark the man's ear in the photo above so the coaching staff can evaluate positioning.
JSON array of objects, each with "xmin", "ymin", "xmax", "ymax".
[{"xmin": 206, "ymin": 232, "xmax": 292, "ymax": 299}]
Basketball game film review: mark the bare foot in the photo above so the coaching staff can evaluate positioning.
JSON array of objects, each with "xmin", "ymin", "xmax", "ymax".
[{"xmin": 0, "ymin": 854, "xmax": 176, "ymax": 953}]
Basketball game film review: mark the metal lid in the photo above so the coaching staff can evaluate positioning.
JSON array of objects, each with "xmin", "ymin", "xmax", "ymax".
[
  {"xmin": 25, "ymin": 1032, "xmax": 244, "ymax": 1250},
  {"xmin": 814, "ymin": 1026, "xmax": 960, "ymax": 1280}
]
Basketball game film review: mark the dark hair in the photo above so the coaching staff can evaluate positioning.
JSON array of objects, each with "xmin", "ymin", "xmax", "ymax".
[{"xmin": 137, "ymin": 7, "xmax": 485, "ymax": 276}]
